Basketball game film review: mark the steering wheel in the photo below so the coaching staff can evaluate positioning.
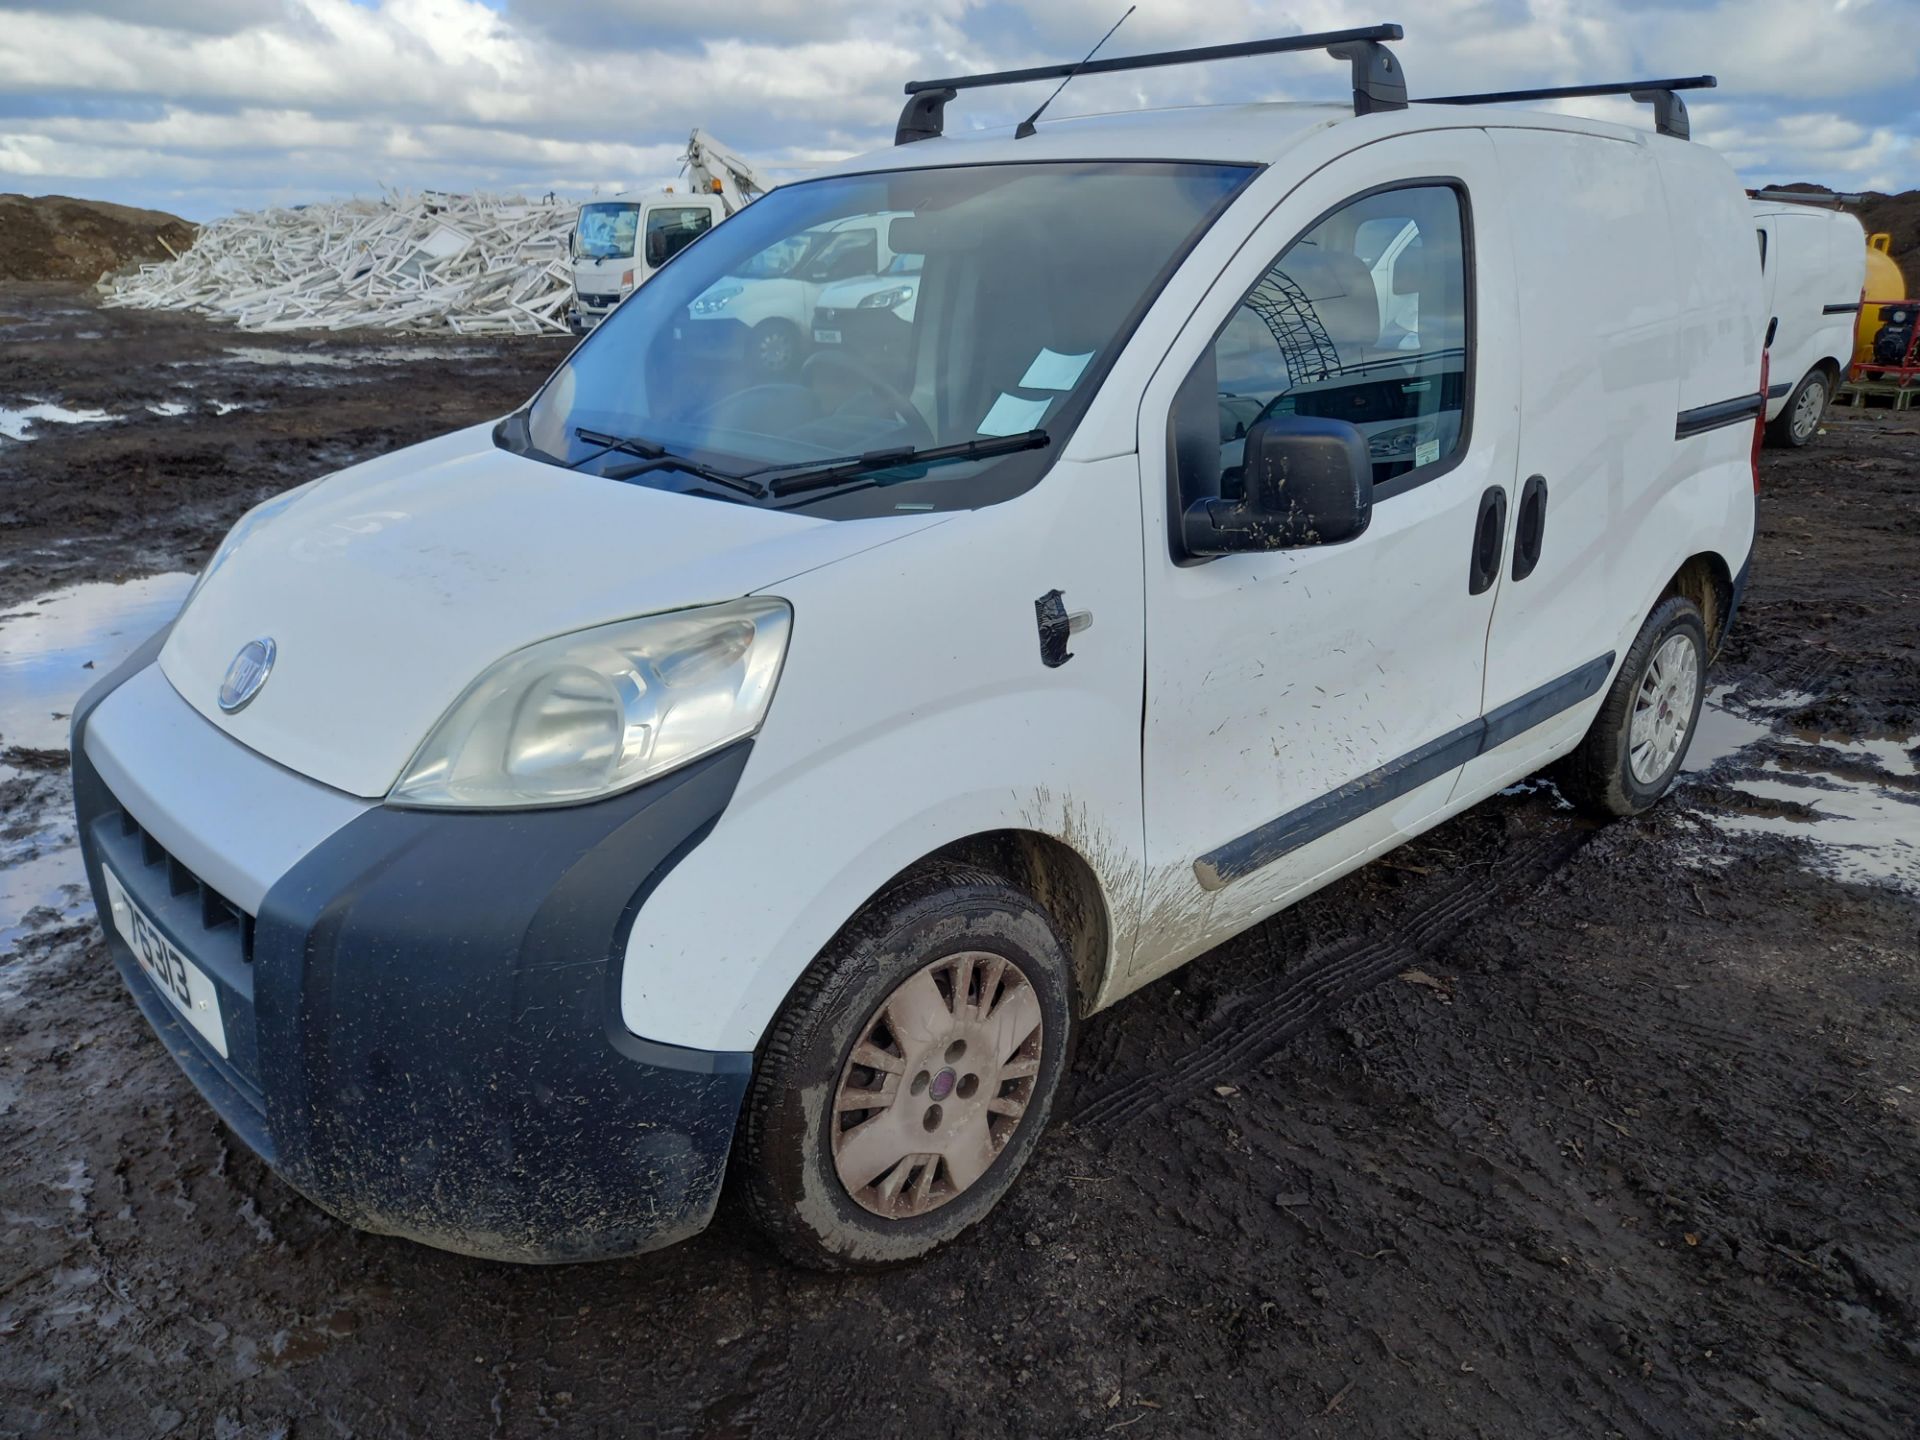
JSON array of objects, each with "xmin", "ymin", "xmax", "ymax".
[{"xmin": 801, "ymin": 349, "xmax": 934, "ymax": 448}]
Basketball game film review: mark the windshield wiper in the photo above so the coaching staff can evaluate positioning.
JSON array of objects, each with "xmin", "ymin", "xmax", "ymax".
[
  {"xmin": 762, "ymin": 430, "xmax": 1051, "ymax": 499},
  {"xmin": 572, "ymin": 427, "xmax": 768, "ymax": 498},
  {"xmin": 571, "ymin": 427, "xmax": 667, "ymax": 468}
]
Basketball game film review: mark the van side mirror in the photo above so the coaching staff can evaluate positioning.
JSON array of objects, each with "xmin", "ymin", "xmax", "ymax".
[{"xmin": 1180, "ymin": 415, "xmax": 1373, "ymax": 557}]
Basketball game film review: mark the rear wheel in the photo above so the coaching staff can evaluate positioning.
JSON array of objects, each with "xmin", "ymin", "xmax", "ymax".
[
  {"xmin": 736, "ymin": 866, "xmax": 1074, "ymax": 1269},
  {"xmin": 1767, "ymin": 368, "xmax": 1829, "ymax": 448},
  {"xmin": 1555, "ymin": 595, "xmax": 1708, "ymax": 818}
]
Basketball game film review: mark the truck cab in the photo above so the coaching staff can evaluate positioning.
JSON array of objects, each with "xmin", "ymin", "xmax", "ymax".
[{"xmin": 568, "ymin": 192, "xmax": 728, "ymax": 334}]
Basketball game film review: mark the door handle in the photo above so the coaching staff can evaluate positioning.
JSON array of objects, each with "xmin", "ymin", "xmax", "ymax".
[
  {"xmin": 1511, "ymin": 475, "xmax": 1549, "ymax": 582},
  {"xmin": 1467, "ymin": 485, "xmax": 1508, "ymax": 596}
]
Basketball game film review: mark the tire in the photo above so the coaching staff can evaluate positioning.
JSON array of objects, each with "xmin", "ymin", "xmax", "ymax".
[
  {"xmin": 748, "ymin": 319, "xmax": 801, "ymax": 377},
  {"xmin": 1555, "ymin": 595, "xmax": 1709, "ymax": 818},
  {"xmin": 1766, "ymin": 367, "xmax": 1829, "ymax": 448},
  {"xmin": 736, "ymin": 865, "xmax": 1075, "ymax": 1270}
]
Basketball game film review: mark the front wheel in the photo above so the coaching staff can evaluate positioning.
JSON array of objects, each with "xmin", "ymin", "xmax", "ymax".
[
  {"xmin": 736, "ymin": 866, "xmax": 1074, "ymax": 1270},
  {"xmin": 1767, "ymin": 368, "xmax": 1829, "ymax": 448},
  {"xmin": 1555, "ymin": 595, "xmax": 1708, "ymax": 818},
  {"xmin": 748, "ymin": 319, "xmax": 801, "ymax": 378}
]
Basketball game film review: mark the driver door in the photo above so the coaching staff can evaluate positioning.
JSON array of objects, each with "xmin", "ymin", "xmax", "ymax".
[{"xmin": 1132, "ymin": 130, "xmax": 1521, "ymax": 983}]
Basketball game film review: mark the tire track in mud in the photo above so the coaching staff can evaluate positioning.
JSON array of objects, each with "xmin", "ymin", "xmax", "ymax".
[{"xmin": 1073, "ymin": 829, "xmax": 1592, "ymax": 1132}]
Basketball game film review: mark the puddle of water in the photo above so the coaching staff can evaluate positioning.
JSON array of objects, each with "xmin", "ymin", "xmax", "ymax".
[
  {"xmin": 1787, "ymin": 730, "xmax": 1919, "ymax": 778},
  {"xmin": 0, "ymin": 402, "xmax": 120, "ymax": 441},
  {"xmin": 1678, "ymin": 689, "xmax": 1919, "ymax": 893},
  {"xmin": 0, "ymin": 573, "xmax": 192, "ymax": 751},
  {"xmin": 0, "ymin": 822, "xmax": 89, "ymax": 955},
  {"xmin": 1706, "ymin": 762, "xmax": 1920, "ymax": 893},
  {"xmin": 1684, "ymin": 687, "xmax": 1773, "ymax": 773}
]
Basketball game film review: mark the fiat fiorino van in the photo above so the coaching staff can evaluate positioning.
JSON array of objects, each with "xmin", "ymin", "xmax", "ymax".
[
  {"xmin": 1749, "ymin": 194, "xmax": 1867, "ymax": 446},
  {"xmin": 71, "ymin": 29, "xmax": 1767, "ymax": 1268}
]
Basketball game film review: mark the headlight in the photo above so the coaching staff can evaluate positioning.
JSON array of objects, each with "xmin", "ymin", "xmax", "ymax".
[
  {"xmin": 858, "ymin": 284, "xmax": 915, "ymax": 311},
  {"xmin": 389, "ymin": 597, "xmax": 792, "ymax": 809},
  {"xmin": 690, "ymin": 284, "xmax": 742, "ymax": 316},
  {"xmin": 181, "ymin": 477, "xmax": 323, "ymax": 614}
]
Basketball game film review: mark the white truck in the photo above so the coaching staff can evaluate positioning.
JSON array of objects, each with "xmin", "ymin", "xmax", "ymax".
[
  {"xmin": 1750, "ymin": 195, "xmax": 1866, "ymax": 447},
  {"xmin": 567, "ymin": 130, "xmax": 768, "ymax": 334},
  {"xmin": 72, "ymin": 31, "xmax": 1765, "ymax": 1270}
]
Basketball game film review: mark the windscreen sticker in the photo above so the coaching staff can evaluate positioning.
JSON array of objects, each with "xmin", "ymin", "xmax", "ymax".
[
  {"xmin": 979, "ymin": 392, "xmax": 1052, "ymax": 436},
  {"xmin": 1019, "ymin": 348, "xmax": 1094, "ymax": 391},
  {"xmin": 1414, "ymin": 438, "xmax": 1442, "ymax": 467}
]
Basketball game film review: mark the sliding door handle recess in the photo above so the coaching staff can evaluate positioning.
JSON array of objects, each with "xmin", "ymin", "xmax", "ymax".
[
  {"xmin": 1512, "ymin": 475, "xmax": 1549, "ymax": 582},
  {"xmin": 1468, "ymin": 485, "xmax": 1508, "ymax": 596}
]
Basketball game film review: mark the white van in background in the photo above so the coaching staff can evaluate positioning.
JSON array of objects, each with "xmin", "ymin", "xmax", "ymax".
[
  {"xmin": 1752, "ymin": 197, "xmax": 1867, "ymax": 446},
  {"xmin": 70, "ymin": 32, "xmax": 1767, "ymax": 1271}
]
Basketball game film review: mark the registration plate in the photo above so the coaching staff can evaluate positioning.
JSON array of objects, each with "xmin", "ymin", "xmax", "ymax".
[
  {"xmin": 102, "ymin": 865, "xmax": 229, "ymax": 1057},
  {"xmin": 812, "ymin": 328, "xmax": 842, "ymax": 344}
]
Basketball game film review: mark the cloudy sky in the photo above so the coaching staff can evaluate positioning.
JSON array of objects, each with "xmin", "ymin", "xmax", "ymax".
[{"xmin": 0, "ymin": 0, "xmax": 1913, "ymax": 220}]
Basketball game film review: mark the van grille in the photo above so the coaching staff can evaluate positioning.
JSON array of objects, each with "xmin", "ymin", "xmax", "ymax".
[{"xmin": 114, "ymin": 811, "xmax": 256, "ymax": 964}]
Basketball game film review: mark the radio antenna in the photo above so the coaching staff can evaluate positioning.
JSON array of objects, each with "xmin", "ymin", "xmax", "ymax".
[{"xmin": 1016, "ymin": 5, "xmax": 1136, "ymax": 138}]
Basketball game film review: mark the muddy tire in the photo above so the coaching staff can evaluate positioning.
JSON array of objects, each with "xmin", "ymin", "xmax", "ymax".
[
  {"xmin": 1766, "ymin": 367, "xmax": 1829, "ymax": 448},
  {"xmin": 736, "ymin": 865, "xmax": 1074, "ymax": 1270},
  {"xmin": 1555, "ymin": 595, "xmax": 1708, "ymax": 818}
]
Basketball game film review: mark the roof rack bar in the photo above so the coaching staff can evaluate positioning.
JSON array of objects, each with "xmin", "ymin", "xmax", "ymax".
[
  {"xmin": 1750, "ymin": 187, "xmax": 1865, "ymax": 207},
  {"xmin": 1422, "ymin": 75, "xmax": 1715, "ymax": 140},
  {"xmin": 896, "ymin": 23, "xmax": 1406, "ymax": 144}
]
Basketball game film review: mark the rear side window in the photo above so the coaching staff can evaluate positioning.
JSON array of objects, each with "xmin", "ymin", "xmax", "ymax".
[{"xmin": 1183, "ymin": 183, "xmax": 1471, "ymax": 508}]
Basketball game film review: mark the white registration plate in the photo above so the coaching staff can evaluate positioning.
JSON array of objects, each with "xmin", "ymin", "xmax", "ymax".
[
  {"xmin": 812, "ymin": 328, "xmax": 842, "ymax": 344},
  {"xmin": 102, "ymin": 865, "xmax": 229, "ymax": 1058}
]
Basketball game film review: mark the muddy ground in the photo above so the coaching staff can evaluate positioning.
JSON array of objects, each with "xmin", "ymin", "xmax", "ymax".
[{"xmin": 1, "ymin": 284, "xmax": 1916, "ymax": 1438}]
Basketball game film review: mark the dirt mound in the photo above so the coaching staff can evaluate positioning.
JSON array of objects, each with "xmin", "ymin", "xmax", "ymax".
[
  {"xmin": 1855, "ymin": 189, "xmax": 1920, "ymax": 288},
  {"xmin": 0, "ymin": 193, "xmax": 196, "ymax": 284}
]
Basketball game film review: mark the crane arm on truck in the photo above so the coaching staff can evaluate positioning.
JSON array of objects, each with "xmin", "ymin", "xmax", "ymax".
[{"xmin": 683, "ymin": 130, "xmax": 770, "ymax": 215}]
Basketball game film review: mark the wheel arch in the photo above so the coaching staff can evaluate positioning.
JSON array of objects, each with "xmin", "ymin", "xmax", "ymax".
[
  {"xmin": 754, "ymin": 828, "xmax": 1116, "ymax": 1040},
  {"xmin": 1660, "ymin": 550, "xmax": 1736, "ymax": 655},
  {"xmin": 919, "ymin": 829, "xmax": 1114, "ymax": 1020}
]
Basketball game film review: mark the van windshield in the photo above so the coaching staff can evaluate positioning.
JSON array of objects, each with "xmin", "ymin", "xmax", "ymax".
[
  {"xmin": 513, "ymin": 161, "xmax": 1252, "ymax": 517},
  {"xmin": 576, "ymin": 203, "xmax": 640, "ymax": 260}
]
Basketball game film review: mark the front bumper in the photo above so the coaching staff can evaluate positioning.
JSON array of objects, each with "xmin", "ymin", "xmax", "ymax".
[{"xmin": 71, "ymin": 638, "xmax": 754, "ymax": 1263}]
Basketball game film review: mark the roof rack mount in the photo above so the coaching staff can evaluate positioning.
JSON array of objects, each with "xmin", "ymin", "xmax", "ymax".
[
  {"xmin": 896, "ymin": 23, "xmax": 1407, "ymax": 145},
  {"xmin": 1423, "ymin": 75, "xmax": 1716, "ymax": 140}
]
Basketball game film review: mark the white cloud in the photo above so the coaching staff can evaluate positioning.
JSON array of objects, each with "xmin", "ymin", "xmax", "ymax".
[{"xmin": 0, "ymin": 0, "xmax": 1911, "ymax": 220}]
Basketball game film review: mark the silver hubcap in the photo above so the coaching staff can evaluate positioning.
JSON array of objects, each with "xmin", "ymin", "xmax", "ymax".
[
  {"xmin": 1791, "ymin": 377, "xmax": 1825, "ymax": 439},
  {"xmin": 831, "ymin": 951, "xmax": 1043, "ymax": 1219},
  {"xmin": 1628, "ymin": 632, "xmax": 1701, "ymax": 786}
]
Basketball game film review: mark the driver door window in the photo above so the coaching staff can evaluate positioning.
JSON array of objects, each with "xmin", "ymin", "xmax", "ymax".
[
  {"xmin": 1191, "ymin": 184, "xmax": 1469, "ymax": 505},
  {"xmin": 645, "ymin": 207, "xmax": 714, "ymax": 268}
]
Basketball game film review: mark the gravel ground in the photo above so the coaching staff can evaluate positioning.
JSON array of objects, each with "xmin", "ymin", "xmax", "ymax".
[{"xmin": 2, "ymin": 284, "xmax": 1916, "ymax": 1438}]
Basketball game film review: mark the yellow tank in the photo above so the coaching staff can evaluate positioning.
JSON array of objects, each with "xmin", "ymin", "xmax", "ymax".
[{"xmin": 1856, "ymin": 233, "xmax": 1910, "ymax": 370}]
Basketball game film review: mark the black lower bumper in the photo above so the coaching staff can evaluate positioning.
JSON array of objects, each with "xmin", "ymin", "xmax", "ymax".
[{"xmin": 72, "ymin": 645, "xmax": 755, "ymax": 1263}]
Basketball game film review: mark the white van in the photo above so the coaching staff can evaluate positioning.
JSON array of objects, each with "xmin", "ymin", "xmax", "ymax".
[
  {"xmin": 70, "ymin": 31, "xmax": 1765, "ymax": 1270},
  {"xmin": 686, "ymin": 213, "xmax": 901, "ymax": 376},
  {"xmin": 1751, "ymin": 197, "xmax": 1867, "ymax": 446}
]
